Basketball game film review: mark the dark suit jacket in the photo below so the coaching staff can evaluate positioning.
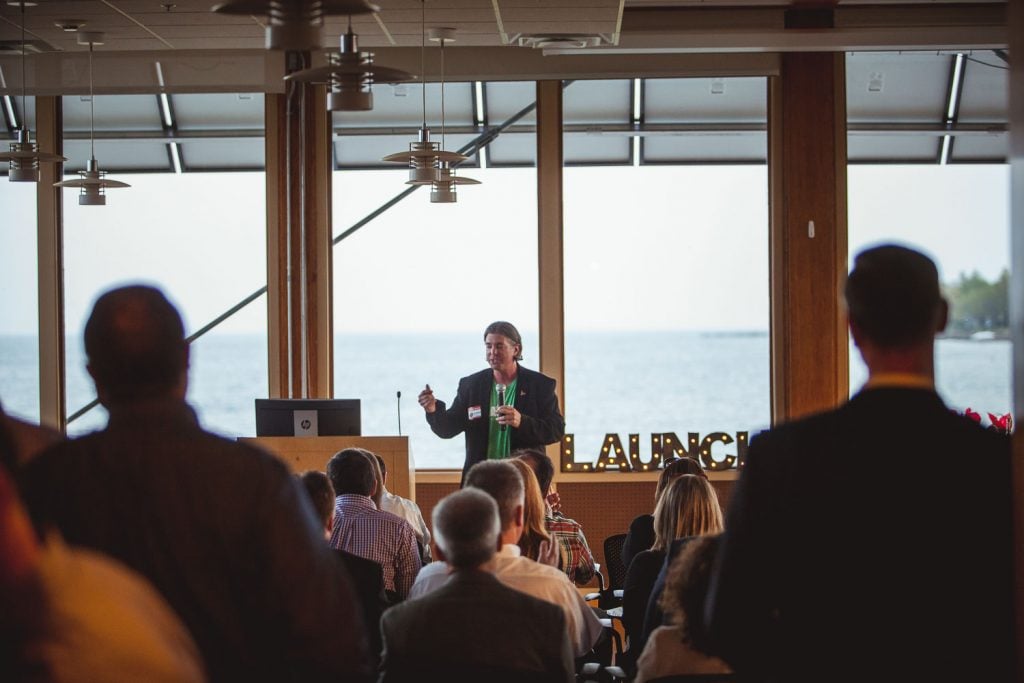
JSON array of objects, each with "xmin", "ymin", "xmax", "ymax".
[
  {"xmin": 379, "ymin": 569, "xmax": 575, "ymax": 683},
  {"xmin": 704, "ymin": 387, "xmax": 1013, "ymax": 683},
  {"xmin": 425, "ymin": 365, "xmax": 565, "ymax": 479}
]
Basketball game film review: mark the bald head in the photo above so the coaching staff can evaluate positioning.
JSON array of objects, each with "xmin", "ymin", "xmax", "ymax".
[
  {"xmin": 433, "ymin": 488, "xmax": 500, "ymax": 569},
  {"xmin": 84, "ymin": 286, "xmax": 188, "ymax": 404}
]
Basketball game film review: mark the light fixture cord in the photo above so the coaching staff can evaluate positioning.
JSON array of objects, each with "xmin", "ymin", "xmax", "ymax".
[
  {"xmin": 420, "ymin": 0, "xmax": 426, "ymax": 130},
  {"xmin": 89, "ymin": 41, "xmax": 95, "ymax": 159},
  {"xmin": 440, "ymin": 38, "xmax": 446, "ymax": 148},
  {"xmin": 20, "ymin": 2, "xmax": 26, "ymax": 131}
]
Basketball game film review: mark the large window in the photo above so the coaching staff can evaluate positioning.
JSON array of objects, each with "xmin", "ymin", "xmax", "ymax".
[
  {"xmin": 0, "ymin": 120, "xmax": 40, "ymax": 422},
  {"xmin": 847, "ymin": 165, "xmax": 1011, "ymax": 414},
  {"xmin": 846, "ymin": 51, "xmax": 1011, "ymax": 417},
  {"xmin": 563, "ymin": 78, "xmax": 771, "ymax": 469},
  {"xmin": 332, "ymin": 82, "xmax": 539, "ymax": 469},
  {"xmin": 61, "ymin": 93, "xmax": 267, "ymax": 437}
]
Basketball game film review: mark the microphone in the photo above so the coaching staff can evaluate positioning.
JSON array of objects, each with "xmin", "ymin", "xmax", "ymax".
[
  {"xmin": 396, "ymin": 390, "xmax": 402, "ymax": 436},
  {"xmin": 496, "ymin": 384, "xmax": 507, "ymax": 432}
]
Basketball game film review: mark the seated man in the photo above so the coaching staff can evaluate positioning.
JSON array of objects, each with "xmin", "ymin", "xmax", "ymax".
[
  {"xmin": 372, "ymin": 453, "xmax": 431, "ymax": 564},
  {"xmin": 514, "ymin": 448, "xmax": 596, "ymax": 585},
  {"xmin": 411, "ymin": 460, "xmax": 603, "ymax": 658},
  {"xmin": 380, "ymin": 487, "xmax": 575, "ymax": 683},
  {"xmin": 297, "ymin": 470, "xmax": 388, "ymax": 665},
  {"xmin": 327, "ymin": 448, "xmax": 421, "ymax": 600}
]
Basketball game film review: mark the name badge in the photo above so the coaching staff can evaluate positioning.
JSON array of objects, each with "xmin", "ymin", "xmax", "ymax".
[{"xmin": 468, "ymin": 405, "xmax": 482, "ymax": 420}]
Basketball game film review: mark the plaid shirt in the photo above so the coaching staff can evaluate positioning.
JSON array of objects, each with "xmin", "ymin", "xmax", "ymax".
[
  {"xmin": 330, "ymin": 494, "xmax": 421, "ymax": 598},
  {"xmin": 546, "ymin": 512, "xmax": 596, "ymax": 585}
]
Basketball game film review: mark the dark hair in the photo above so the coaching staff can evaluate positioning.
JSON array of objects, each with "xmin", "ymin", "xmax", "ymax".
[
  {"xmin": 656, "ymin": 457, "xmax": 707, "ymax": 503},
  {"xmin": 83, "ymin": 285, "xmax": 188, "ymax": 402},
  {"xmin": 374, "ymin": 453, "xmax": 387, "ymax": 477},
  {"xmin": 845, "ymin": 244, "xmax": 944, "ymax": 348},
  {"xmin": 513, "ymin": 448, "xmax": 554, "ymax": 497},
  {"xmin": 484, "ymin": 321, "xmax": 523, "ymax": 361},
  {"xmin": 433, "ymin": 488, "xmax": 500, "ymax": 569},
  {"xmin": 326, "ymin": 449, "xmax": 375, "ymax": 497},
  {"xmin": 465, "ymin": 460, "xmax": 524, "ymax": 532},
  {"xmin": 659, "ymin": 534, "xmax": 722, "ymax": 654},
  {"xmin": 298, "ymin": 470, "xmax": 335, "ymax": 528}
]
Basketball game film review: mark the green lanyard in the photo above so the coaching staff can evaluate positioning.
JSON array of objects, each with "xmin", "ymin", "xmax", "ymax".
[{"xmin": 486, "ymin": 378, "xmax": 518, "ymax": 460}]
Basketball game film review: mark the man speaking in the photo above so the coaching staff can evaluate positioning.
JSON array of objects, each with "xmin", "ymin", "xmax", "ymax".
[{"xmin": 418, "ymin": 321, "xmax": 565, "ymax": 482}]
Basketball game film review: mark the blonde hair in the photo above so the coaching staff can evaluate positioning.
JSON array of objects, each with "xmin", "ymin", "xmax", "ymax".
[
  {"xmin": 508, "ymin": 458, "xmax": 550, "ymax": 560},
  {"xmin": 651, "ymin": 475, "xmax": 723, "ymax": 551}
]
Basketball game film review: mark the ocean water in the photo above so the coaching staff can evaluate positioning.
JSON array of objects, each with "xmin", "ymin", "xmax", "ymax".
[{"xmin": 0, "ymin": 333, "xmax": 1012, "ymax": 469}]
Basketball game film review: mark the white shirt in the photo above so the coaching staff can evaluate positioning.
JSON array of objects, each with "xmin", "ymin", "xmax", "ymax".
[
  {"xmin": 410, "ymin": 543, "xmax": 604, "ymax": 657},
  {"xmin": 380, "ymin": 487, "xmax": 431, "ymax": 549}
]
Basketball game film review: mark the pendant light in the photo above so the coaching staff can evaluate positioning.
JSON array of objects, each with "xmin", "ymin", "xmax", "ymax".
[
  {"xmin": 0, "ymin": 1, "xmax": 66, "ymax": 182},
  {"xmin": 54, "ymin": 32, "xmax": 130, "ymax": 205},
  {"xmin": 212, "ymin": 0, "xmax": 379, "ymax": 51},
  {"xmin": 285, "ymin": 18, "xmax": 415, "ymax": 112},
  {"xmin": 381, "ymin": 0, "xmax": 465, "ymax": 185},
  {"xmin": 428, "ymin": 28, "xmax": 479, "ymax": 204}
]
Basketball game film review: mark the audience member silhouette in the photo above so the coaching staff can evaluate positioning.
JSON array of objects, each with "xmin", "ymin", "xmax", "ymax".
[{"xmin": 19, "ymin": 285, "xmax": 371, "ymax": 682}]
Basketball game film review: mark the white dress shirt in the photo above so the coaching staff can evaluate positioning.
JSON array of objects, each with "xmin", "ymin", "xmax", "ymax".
[
  {"xmin": 380, "ymin": 487, "xmax": 431, "ymax": 550},
  {"xmin": 410, "ymin": 543, "xmax": 603, "ymax": 657}
]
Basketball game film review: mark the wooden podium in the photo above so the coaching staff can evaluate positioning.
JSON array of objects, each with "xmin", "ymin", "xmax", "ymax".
[{"xmin": 239, "ymin": 436, "xmax": 414, "ymax": 501}]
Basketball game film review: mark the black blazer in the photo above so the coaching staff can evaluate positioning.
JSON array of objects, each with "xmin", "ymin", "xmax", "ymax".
[
  {"xmin": 379, "ymin": 569, "xmax": 575, "ymax": 683},
  {"xmin": 704, "ymin": 387, "xmax": 1013, "ymax": 683},
  {"xmin": 425, "ymin": 365, "xmax": 565, "ymax": 479}
]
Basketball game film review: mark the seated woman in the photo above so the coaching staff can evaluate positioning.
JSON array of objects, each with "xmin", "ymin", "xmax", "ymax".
[
  {"xmin": 621, "ymin": 474, "xmax": 723, "ymax": 671},
  {"xmin": 621, "ymin": 457, "xmax": 707, "ymax": 570},
  {"xmin": 634, "ymin": 534, "xmax": 732, "ymax": 682},
  {"xmin": 508, "ymin": 458, "xmax": 557, "ymax": 566}
]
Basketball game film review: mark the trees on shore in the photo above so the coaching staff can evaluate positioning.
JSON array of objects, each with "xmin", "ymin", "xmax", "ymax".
[{"xmin": 944, "ymin": 269, "xmax": 1009, "ymax": 335}]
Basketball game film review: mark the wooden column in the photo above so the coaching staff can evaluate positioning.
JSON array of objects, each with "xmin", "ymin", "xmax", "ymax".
[
  {"xmin": 769, "ymin": 53, "xmax": 849, "ymax": 423},
  {"xmin": 265, "ymin": 52, "xmax": 333, "ymax": 399},
  {"xmin": 536, "ymin": 80, "xmax": 566, "ymax": 464},
  {"xmin": 1008, "ymin": 0, "xmax": 1024, "ymax": 675},
  {"xmin": 35, "ymin": 95, "xmax": 66, "ymax": 431}
]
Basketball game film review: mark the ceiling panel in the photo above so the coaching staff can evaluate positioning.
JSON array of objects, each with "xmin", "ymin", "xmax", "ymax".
[
  {"xmin": 333, "ymin": 82, "xmax": 474, "ymax": 129},
  {"xmin": 181, "ymin": 138, "xmax": 263, "ymax": 169},
  {"xmin": 950, "ymin": 133, "xmax": 1008, "ymax": 162},
  {"xmin": 62, "ymin": 139, "xmax": 169, "ymax": 172},
  {"xmin": 334, "ymin": 132, "xmax": 479, "ymax": 168},
  {"xmin": 644, "ymin": 133, "xmax": 766, "ymax": 163},
  {"xmin": 645, "ymin": 77, "xmax": 766, "ymax": 123},
  {"xmin": 958, "ymin": 54, "xmax": 1008, "ymax": 123},
  {"xmin": 486, "ymin": 132, "xmax": 535, "ymax": 165},
  {"xmin": 847, "ymin": 134, "xmax": 939, "ymax": 162},
  {"xmin": 62, "ymin": 93, "xmax": 163, "ymax": 132},
  {"xmin": 846, "ymin": 52, "xmax": 950, "ymax": 123},
  {"xmin": 564, "ymin": 133, "xmax": 630, "ymax": 164},
  {"xmin": 485, "ymin": 81, "xmax": 537, "ymax": 126},
  {"xmin": 173, "ymin": 93, "xmax": 263, "ymax": 130},
  {"xmin": 564, "ymin": 79, "xmax": 631, "ymax": 125}
]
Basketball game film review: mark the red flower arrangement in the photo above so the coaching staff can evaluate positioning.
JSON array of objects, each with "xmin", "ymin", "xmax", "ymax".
[{"xmin": 961, "ymin": 408, "xmax": 1013, "ymax": 434}]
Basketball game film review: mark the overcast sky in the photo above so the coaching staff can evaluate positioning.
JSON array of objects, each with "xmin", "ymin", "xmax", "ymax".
[{"xmin": 0, "ymin": 163, "xmax": 1010, "ymax": 336}]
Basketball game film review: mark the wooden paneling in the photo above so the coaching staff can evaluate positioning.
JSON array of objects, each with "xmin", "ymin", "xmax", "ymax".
[
  {"xmin": 536, "ymin": 79, "xmax": 566, "ymax": 468},
  {"xmin": 242, "ymin": 436, "xmax": 414, "ymax": 500},
  {"xmin": 265, "ymin": 54, "xmax": 333, "ymax": 400},
  {"xmin": 769, "ymin": 53, "xmax": 849, "ymax": 423},
  {"xmin": 36, "ymin": 96, "xmax": 66, "ymax": 431}
]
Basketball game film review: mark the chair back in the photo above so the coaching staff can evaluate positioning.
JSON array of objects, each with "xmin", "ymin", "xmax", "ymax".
[{"xmin": 603, "ymin": 533, "xmax": 629, "ymax": 591}]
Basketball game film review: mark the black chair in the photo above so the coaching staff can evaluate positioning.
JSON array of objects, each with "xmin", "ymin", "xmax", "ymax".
[{"xmin": 585, "ymin": 534, "xmax": 629, "ymax": 611}]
